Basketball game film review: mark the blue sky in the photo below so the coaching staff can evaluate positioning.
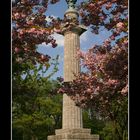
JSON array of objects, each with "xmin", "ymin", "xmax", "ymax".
[{"xmin": 37, "ymin": 0, "xmax": 111, "ymax": 79}]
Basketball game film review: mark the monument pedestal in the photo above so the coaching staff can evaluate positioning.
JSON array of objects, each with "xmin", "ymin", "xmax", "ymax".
[{"xmin": 48, "ymin": 128, "xmax": 99, "ymax": 140}]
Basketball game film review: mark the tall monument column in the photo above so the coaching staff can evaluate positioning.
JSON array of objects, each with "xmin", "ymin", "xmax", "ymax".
[
  {"xmin": 63, "ymin": 26, "xmax": 83, "ymax": 130},
  {"xmin": 48, "ymin": 0, "xmax": 99, "ymax": 139}
]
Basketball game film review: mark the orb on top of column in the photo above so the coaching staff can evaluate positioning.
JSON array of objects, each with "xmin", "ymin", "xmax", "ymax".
[
  {"xmin": 65, "ymin": 0, "xmax": 78, "ymax": 20},
  {"xmin": 66, "ymin": 0, "xmax": 77, "ymax": 9}
]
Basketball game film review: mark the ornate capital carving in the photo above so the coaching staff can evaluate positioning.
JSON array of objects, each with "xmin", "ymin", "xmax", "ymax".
[{"xmin": 61, "ymin": 23, "xmax": 87, "ymax": 36}]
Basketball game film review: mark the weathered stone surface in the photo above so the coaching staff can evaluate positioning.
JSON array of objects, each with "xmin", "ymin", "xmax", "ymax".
[
  {"xmin": 55, "ymin": 128, "xmax": 91, "ymax": 135},
  {"xmin": 48, "ymin": 134, "xmax": 99, "ymax": 140},
  {"xmin": 63, "ymin": 31, "xmax": 80, "ymax": 82},
  {"xmin": 48, "ymin": 128, "xmax": 99, "ymax": 140},
  {"xmin": 62, "ymin": 25, "xmax": 84, "ymax": 129}
]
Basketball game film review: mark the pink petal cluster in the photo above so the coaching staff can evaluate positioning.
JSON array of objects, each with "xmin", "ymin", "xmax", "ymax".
[
  {"xmin": 116, "ymin": 22, "xmax": 124, "ymax": 30},
  {"xmin": 121, "ymin": 84, "xmax": 128, "ymax": 95}
]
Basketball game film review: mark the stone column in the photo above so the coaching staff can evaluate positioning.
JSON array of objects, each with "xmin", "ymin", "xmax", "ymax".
[
  {"xmin": 48, "ymin": 25, "xmax": 99, "ymax": 140},
  {"xmin": 63, "ymin": 31, "xmax": 82, "ymax": 129},
  {"xmin": 64, "ymin": 32, "xmax": 80, "ymax": 82},
  {"xmin": 48, "ymin": 1, "xmax": 99, "ymax": 139}
]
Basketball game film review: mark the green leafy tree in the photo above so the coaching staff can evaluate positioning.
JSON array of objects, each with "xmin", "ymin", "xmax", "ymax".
[
  {"xmin": 12, "ymin": 60, "xmax": 63, "ymax": 140},
  {"xmin": 83, "ymin": 109, "xmax": 105, "ymax": 134},
  {"xmin": 12, "ymin": 1, "xmax": 63, "ymax": 139}
]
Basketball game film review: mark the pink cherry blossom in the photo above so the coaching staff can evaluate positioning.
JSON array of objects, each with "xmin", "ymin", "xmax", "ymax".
[
  {"xmin": 106, "ymin": 3, "xmax": 112, "ymax": 10},
  {"xmin": 14, "ymin": 13, "xmax": 20, "ymax": 19},
  {"xmin": 110, "ymin": 35, "xmax": 115, "ymax": 40},
  {"xmin": 100, "ymin": 16, "xmax": 105, "ymax": 20},
  {"xmin": 27, "ymin": 28, "xmax": 36, "ymax": 33},
  {"xmin": 116, "ymin": 22, "xmax": 124, "ymax": 30},
  {"xmin": 121, "ymin": 84, "xmax": 128, "ymax": 95},
  {"xmin": 89, "ymin": 3, "xmax": 95, "ymax": 9},
  {"xmin": 19, "ymin": 29, "xmax": 24, "ymax": 35},
  {"xmin": 26, "ymin": 20, "xmax": 33, "ymax": 25}
]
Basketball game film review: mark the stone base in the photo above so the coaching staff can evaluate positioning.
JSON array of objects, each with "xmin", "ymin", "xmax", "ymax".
[{"xmin": 47, "ymin": 128, "xmax": 99, "ymax": 140}]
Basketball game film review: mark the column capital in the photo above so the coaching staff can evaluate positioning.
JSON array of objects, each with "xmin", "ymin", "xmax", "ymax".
[{"xmin": 61, "ymin": 24, "xmax": 87, "ymax": 36}]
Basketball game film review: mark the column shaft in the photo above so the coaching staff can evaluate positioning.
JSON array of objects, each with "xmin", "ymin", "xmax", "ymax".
[{"xmin": 63, "ymin": 31, "xmax": 83, "ymax": 129}]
